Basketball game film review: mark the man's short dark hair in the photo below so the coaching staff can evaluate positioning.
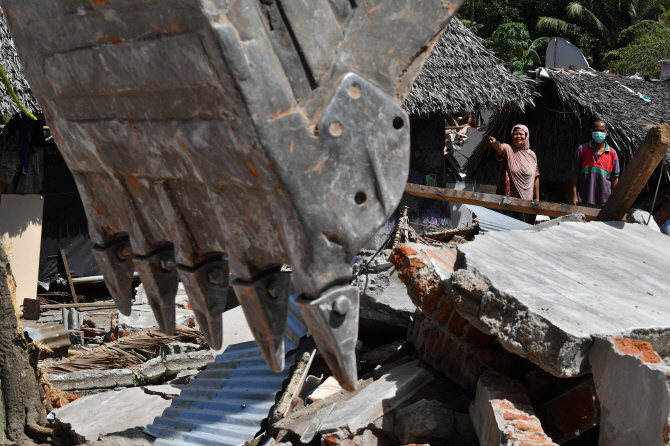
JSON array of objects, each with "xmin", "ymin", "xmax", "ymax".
[{"xmin": 591, "ymin": 120, "xmax": 607, "ymax": 130}]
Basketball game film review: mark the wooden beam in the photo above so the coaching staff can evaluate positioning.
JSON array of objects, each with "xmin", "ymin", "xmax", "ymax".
[
  {"xmin": 596, "ymin": 124, "xmax": 670, "ymax": 222},
  {"xmin": 405, "ymin": 183, "xmax": 601, "ymax": 220},
  {"xmin": 654, "ymin": 200, "xmax": 670, "ymax": 226},
  {"xmin": 58, "ymin": 248, "xmax": 78, "ymax": 304}
]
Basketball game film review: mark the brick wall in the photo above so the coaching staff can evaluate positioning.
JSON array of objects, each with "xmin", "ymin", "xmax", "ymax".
[{"xmin": 391, "ymin": 244, "xmax": 511, "ymax": 391}]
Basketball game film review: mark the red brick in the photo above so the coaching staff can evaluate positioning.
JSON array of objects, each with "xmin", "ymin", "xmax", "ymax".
[
  {"xmin": 435, "ymin": 295, "xmax": 455, "ymax": 325},
  {"xmin": 464, "ymin": 324, "xmax": 496, "ymax": 346},
  {"xmin": 422, "ymin": 279, "xmax": 445, "ymax": 313},
  {"xmin": 390, "ymin": 245, "xmax": 418, "ymax": 270},
  {"xmin": 612, "ymin": 337, "xmax": 661, "ymax": 363},
  {"xmin": 515, "ymin": 421, "xmax": 544, "ymax": 433},
  {"xmin": 447, "ymin": 311, "xmax": 468, "ymax": 336},
  {"xmin": 503, "ymin": 412, "xmax": 535, "ymax": 422},
  {"xmin": 324, "ymin": 434, "xmax": 340, "ymax": 446},
  {"xmin": 399, "ymin": 257, "xmax": 427, "ymax": 285},
  {"xmin": 424, "ymin": 331, "xmax": 440, "ymax": 360}
]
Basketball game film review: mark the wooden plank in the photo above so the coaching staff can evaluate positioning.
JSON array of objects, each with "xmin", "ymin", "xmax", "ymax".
[
  {"xmin": 405, "ymin": 183, "xmax": 601, "ymax": 221},
  {"xmin": 597, "ymin": 124, "xmax": 670, "ymax": 222},
  {"xmin": 40, "ymin": 302, "xmax": 117, "ymax": 310},
  {"xmin": 0, "ymin": 195, "xmax": 44, "ymax": 307},
  {"xmin": 58, "ymin": 249, "xmax": 78, "ymax": 304},
  {"xmin": 654, "ymin": 200, "xmax": 670, "ymax": 226}
]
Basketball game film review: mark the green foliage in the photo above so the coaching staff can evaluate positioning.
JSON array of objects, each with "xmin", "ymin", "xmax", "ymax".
[
  {"xmin": 456, "ymin": 0, "xmax": 522, "ymax": 37},
  {"xmin": 488, "ymin": 22, "xmax": 531, "ymax": 67},
  {"xmin": 537, "ymin": 0, "xmax": 670, "ymax": 68},
  {"xmin": 610, "ymin": 23, "xmax": 670, "ymax": 76}
]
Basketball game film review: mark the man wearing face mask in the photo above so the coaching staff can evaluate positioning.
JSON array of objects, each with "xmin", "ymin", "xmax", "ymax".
[{"xmin": 571, "ymin": 120, "xmax": 620, "ymax": 208}]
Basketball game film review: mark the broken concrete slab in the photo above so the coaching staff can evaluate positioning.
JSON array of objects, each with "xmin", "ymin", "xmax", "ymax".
[
  {"xmin": 470, "ymin": 372, "xmax": 558, "ymax": 446},
  {"xmin": 319, "ymin": 360, "xmax": 435, "ymax": 437},
  {"xmin": 394, "ymin": 399, "xmax": 454, "ymax": 445},
  {"xmin": 138, "ymin": 350, "xmax": 213, "ymax": 383},
  {"xmin": 143, "ymin": 384, "xmax": 184, "ymax": 399},
  {"xmin": 589, "ymin": 336, "xmax": 670, "ymax": 446},
  {"xmin": 454, "ymin": 222, "xmax": 670, "ymax": 377},
  {"xmin": 54, "ymin": 387, "xmax": 172, "ymax": 444},
  {"xmin": 47, "ymin": 369, "xmax": 135, "ymax": 391}
]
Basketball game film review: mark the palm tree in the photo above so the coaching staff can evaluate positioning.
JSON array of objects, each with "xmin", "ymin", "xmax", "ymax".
[{"xmin": 537, "ymin": 0, "xmax": 670, "ymax": 54}]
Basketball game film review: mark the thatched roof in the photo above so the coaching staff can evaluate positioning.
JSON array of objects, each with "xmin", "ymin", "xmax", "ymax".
[
  {"xmin": 402, "ymin": 17, "xmax": 536, "ymax": 117},
  {"xmin": 0, "ymin": 8, "xmax": 40, "ymax": 117},
  {"xmin": 465, "ymin": 70, "xmax": 670, "ymax": 196}
]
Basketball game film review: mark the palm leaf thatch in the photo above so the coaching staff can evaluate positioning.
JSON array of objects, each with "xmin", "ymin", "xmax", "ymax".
[
  {"xmin": 402, "ymin": 17, "xmax": 536, "ymax": 117},
  {"xmin": 465, "ymin": 70, "xmax": 670, "ymax": 196},
  {"xmin": 0, "ymin": 7, "xmax": 40, "ymax": 116}
]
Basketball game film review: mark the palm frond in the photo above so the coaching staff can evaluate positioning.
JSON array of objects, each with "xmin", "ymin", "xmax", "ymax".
[
  {"xmin": 566, "ymin": 2, "xmax": 615, "ymax": 44},
  {"xmin": 537, "ymin": 16, "xmax": 574, "ymax": 35}
]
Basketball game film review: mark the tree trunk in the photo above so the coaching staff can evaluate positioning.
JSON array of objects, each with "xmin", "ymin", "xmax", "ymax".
[{"xmin": 0, "ymin": 245, "xmax": 52, "ymax": 445}]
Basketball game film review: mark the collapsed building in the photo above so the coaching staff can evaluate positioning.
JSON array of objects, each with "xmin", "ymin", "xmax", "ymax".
[{"xmin": 0, "ymin": 1, "xmax": 667, "ymax": 446}]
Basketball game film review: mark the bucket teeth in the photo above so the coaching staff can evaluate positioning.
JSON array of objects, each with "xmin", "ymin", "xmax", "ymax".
[
  {"xmin": 134, "ymin": 250, "xmax": 179, "ymax": 335},
  {"xmin": 92, "ymin": 240, "xmax": 135, "ymax": 316},
  {"xmin": 178, "ymin": 259, "xmax": 229, "ymax": 350},
  {"xmin": 296, "ymin": 286, "xmax": 360, "ymax": 391},
  {"xmin": 231, "ymin": 270, "xmax": 291, "ymax": 373}
]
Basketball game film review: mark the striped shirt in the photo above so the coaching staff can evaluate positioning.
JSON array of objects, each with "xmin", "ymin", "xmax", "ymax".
[{"xmin": 572, "ymin": 141, "xmax": 620, "ymax": 206}]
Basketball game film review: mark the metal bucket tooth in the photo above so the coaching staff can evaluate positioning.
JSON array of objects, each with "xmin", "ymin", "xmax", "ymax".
[
  {"xmin": 296, "ymin": 285, "xmax": 360, "ymax": 391},
  {"xmin": 134, "ymin": 249, "xmax": 179, "ymax": 336},
  {"xmin": 92, "ymin": 240, "xmax": 135, "ymax": 316},
  {"xmin": 178, "ymin": 259, "xmax": 229, "ymax": 350},
  {"xmin": 231, "ymin": 269, "xmax": 291, "ymax": 373}
]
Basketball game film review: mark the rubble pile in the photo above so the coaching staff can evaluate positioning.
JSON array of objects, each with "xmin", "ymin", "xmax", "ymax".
[{"xmin": 18, "ymin": 217, "xmax": 669, "ymax": 446}]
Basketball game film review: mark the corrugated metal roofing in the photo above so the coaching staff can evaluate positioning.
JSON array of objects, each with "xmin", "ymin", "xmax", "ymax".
[
  {"xmin": 145, "ymin": 296, "xmax": 308, "ymax": 446},
  {"xmin": 465, "ymin": 204, "xmax": 531, "ymax": 232}
]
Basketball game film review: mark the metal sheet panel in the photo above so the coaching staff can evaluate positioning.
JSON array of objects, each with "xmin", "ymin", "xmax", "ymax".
[
  {"xmin": 24, "ymin": 323, "xmax": 71, "ymax": 353},
  {"xmin": 145, "ymin": 296, "xmax": 307, "ymax": 446},
  {"xmin": 464, "ymin": 204, "xmax": 531, "ymax": 232}
]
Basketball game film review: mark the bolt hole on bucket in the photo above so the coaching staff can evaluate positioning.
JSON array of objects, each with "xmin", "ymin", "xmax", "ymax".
[
  {"xmin": 354, "ymin": 191, "xmax": 367, "ymax": 205},
  {"xmin": 393, "ymin": 116, "xmax": 404, "ymax": 129},
  {"xmin": 425, "ymin": 174, "xmax": 437, "ymax": 187}
]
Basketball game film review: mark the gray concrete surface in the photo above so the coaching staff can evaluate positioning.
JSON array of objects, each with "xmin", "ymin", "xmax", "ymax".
[
  {"xmin": 455, "ymin": 222, "xmax": 670, "ymax": 377},
  {"xmin": 589, "ymin": 337, "xmax": 670, "ymax": 446},
  {"xmin": 55, "ymin": 388, "xmax": 171, "ymax": 443}
]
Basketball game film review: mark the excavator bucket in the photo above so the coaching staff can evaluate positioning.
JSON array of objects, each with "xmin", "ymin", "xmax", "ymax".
[{"xmin": 3, "ymin": 0, "xmax": 462, "ymax": 390}]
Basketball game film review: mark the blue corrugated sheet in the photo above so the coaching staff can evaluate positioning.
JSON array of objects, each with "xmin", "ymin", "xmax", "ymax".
[
  {"xmin": 464, "ymin": 204, "xmax": 531, "ymax": 232},
  {"xmin": 145, "ymin": 296, "xmax": 308, "ymax": 446}
]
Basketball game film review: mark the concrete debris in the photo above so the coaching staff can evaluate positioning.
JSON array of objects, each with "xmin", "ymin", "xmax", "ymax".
[
  {"xmin": 470, "ymin": 372, "xmax": 558, "ymax": 446},
  {"xmin": 589, "ymin": 336, "xmax": 670, "ymax": 446},
  {"xmin": 626, "ymin": 208, "xmax": 660, "ymax": 231},
  {"xmin": 394, "ymin": 399, "xmax": 454, "ymax": 445},
  {"xmin": 138, "ymin": 350, "xmax": 213, "ymax": 383},
  {"xmin": 62, "ymin": 308, "xmax": 86, "ymax": 330},
  {"xmin": 319, "ymin": 360, "xmax": 435, "ymax": 438},
  {"xmin": 308, "ymin": 376, "xmax": 343, "ymax": 403},
  {"xmin": 142, "ymin": 384, "xmax": 184, "ymax": 399},
  {"xmin": 453, "ymin": 222, "xmax": 670, "ymax": 377},
  {"xmin": 54, "ymin": 387, "xmax": 172, "ymax": 444},
  {"xmin": 525, "ymin": 213, "xmax": 586, "ymax": 231},
  {"xmin": 47, "ymin": 369, "xmax": 135, "ymax": 391},
  {"xmin": 23, "ymin": 322, "xmax": 72, "ymax": 357}
]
